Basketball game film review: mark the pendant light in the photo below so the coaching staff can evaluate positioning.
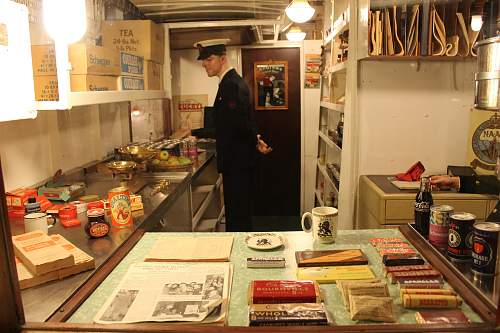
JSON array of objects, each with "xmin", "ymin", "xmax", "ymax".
[
  {"xmin": 43, "ymin": 0, "xmax": 87, "ymax": 44},
  {"xmin": 285, "ymin": 0, "xmax": 315, "ymax": 23},
  {"xmin": 286, "ymin": 26, "xmax": 306, "ymax": 42}
]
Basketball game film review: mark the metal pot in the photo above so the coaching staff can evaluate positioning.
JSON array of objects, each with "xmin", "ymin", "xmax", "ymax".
[{"xmin": 474, "ymin": 36, "xmax": 500, "ymax": 110}]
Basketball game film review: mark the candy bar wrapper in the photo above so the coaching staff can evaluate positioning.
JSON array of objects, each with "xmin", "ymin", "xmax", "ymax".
[
  {"xmin": 379, "ymin": 248, "xmax": 417, "ymax": 256},
  {"xmin": 383, "ymin": 254, "xmax": 425, "ymax": 266},
  {"xmin": 388, "ymin": 269, "xmax": 442, "ymax": 284},
  {"xmin": 248, "ymin": 280, "xmax": 321, "ymax": 304},
  {"xmin": 337, "ymin": 279, "xmax": 383, "ymax": 308},
  {"xmin": 249, "ymin": 303, "xmax": 328, "ymax": 326},
  {"xmin": 400, "ymin": 288, "xmax": 457, "ymax": 300},
  {"xmin": 346, "ymin": 282, "xmax": 389, "ymax": 312},
  {"xmin": 370, "ymin": 237, "xmax": 404, "ymax": 246},
  {"xmin": 247, "ymin": 257, "xmax": 286, "ymax": 268},
  {"xmin": 349, "ymin": 296, "xmax": 396, "ymax": 322},
  {"xmin": 415, "ymin": 310, "xmax": 470, "ymax": 324},
  {"xmin": 402, "ymin": 294, "xmax": 462, "ymax": 308},
  {"xmin": 398, "ymin": 279, "xmax": 444, "ymax": 289},
  {"xmin": 375, "ymin": 242, "xmax": 411, "ymax": 250},
  {"xmin": 384, "ymin": 264, "xmax": 433, "ymax": 276}
]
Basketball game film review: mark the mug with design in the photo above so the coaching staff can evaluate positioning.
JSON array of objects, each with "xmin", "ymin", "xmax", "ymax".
[
  {"xmin": 301, "ymin": 207, "xmax": 338, "ymax": 243},
  {"xmin": 24, "ymin": 212, "xmax": 55, "ymax": 234}
]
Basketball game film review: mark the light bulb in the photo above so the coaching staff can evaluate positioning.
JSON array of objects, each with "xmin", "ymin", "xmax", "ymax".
[
  {"xmin": 470, "ymin": 15, "xmax": 483, "ymax": 32},
  {"xmin": 286, "ymin": 27, "xmax": 306, "ymax": 41},
  {"xmin": 43, "ymin": 0, "xmax": 87, "ymax": 44},
  {"xmin": 285, "ymin": 0, "xmax": 315, "ymax": 23}
]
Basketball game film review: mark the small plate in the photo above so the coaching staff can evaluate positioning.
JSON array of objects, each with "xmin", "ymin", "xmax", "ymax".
[{"xmin": 245, "ymin": 233, "xmax": 285, "ymax": 250}]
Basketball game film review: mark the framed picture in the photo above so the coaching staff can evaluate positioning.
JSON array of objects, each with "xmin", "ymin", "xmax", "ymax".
[{"xmin": 254, "ymin": 61, "xmax": 288, "ymax": 110}]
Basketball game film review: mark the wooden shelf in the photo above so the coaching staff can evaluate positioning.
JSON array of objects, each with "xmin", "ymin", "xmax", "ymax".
[
  {"xmin": 320, "ymin": 101, "xmax": 344, "ymax": 112},
  {"xmin": 36, "ymin": 90, "xmax": 168, "ymax": 110},
  {"xmin": 315, "ymin": 189, "xmax": 324, "ymax": 206},
  {"xmin": 329, "ymin": 62, "xmax": 347, "ymax": 74},
  {"xmin": 324, "ymin": 8, "xmax": 350, "ymax": 46},
  {"xmin": 319, "ymin": 131, "xmax": 342, "ymax": 151},
  {"xmin": 317, "ymin": 160, "xmax": 339, "ymax": 194},
  {"xmin": 362, "ymin": 56, "xmax": 477, "ymax": 62}
]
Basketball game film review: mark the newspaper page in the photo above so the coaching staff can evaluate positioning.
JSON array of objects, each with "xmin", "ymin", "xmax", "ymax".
[{"xmin": 94, "ymin": 262, "xmax": 231, "ymax": 324}]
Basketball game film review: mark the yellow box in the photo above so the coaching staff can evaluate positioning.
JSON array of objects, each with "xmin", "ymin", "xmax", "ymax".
[
  {"xmin": 144, "ymin": 61, "xmax": 163, "ymax": 90},
  {"xmin": 31, "ymin": 44, "xmax": 57, "ymax": 76},
  {"xmin": 102, "ymin": 20, "xmax": 165, "ymax": 64},
  {"xmin": 34, "ymin": 76, "xmax": 59, "ymax": 101},
  {"xmin": 68, "ymin": 43, "xmax": 120, "ymax": 76},
  {"xmin": 70, "ymin": 75, "xmax": 118, "ymax": 92}
]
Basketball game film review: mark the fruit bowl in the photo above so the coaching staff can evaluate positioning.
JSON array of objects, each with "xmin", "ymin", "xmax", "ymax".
[
  {"xmin": 106, "ymin": 160, "xmax": 137, "ymax": 174},
  {"xmin": 117, "ymin": 145, "xmax": 158, "ymax": 163},
  {"xmin": 148, "ymin": 156, "xmax": 193, "ymax": 171}
]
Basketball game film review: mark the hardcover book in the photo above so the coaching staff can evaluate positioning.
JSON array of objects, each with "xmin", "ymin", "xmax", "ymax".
[{"xmin": 295, "ymin": 249, "xmax": 368, "ymax": 267}]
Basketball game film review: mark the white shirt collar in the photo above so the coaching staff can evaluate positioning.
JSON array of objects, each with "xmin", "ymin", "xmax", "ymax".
[{"xmin": 219, "ymin": 66, "xmax": 234, "ymax": 82}]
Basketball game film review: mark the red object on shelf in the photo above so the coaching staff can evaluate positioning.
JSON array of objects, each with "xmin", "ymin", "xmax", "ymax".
[{"xmin": 396, "ymin": 161, "xmax": 425, "ymax": 181}]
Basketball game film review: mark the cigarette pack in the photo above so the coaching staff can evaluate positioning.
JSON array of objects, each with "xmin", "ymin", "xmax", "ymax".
[
  {"xmin": 248, "ymin": 280, "xmax": 321, "ymax": 304},
  {"xmin": 249, "ymin": 303, "xmax": 328, "ymax": 326}
]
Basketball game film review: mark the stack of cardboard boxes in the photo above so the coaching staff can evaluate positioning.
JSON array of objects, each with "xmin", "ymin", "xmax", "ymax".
[{"xmin": 31, "ymin": 20, "xmax": 165, "ymax": 100}]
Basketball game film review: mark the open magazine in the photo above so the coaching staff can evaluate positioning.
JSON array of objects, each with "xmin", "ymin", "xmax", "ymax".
[{"xmin": 94, "ymin": 262, "xmax": 232, "ymax": 324}]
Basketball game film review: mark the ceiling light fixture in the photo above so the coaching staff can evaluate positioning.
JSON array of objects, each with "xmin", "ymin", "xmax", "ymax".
[
  {"xmin": 43, "ymin": 0, "xmax": 87, "ymax": 44},
  {"xmin": 470, "ymin": 15, "xmax": 483, "ymax": 32},
  {"xmin": 285, "ymin": 0, "xmax": 315, "ymax": 23},
  {"xmin": 286, "ymin": 26, "xmax": 306, "ymax": 42}
]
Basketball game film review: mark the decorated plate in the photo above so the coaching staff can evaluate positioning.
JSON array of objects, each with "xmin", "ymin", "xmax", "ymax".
[{"xmin": 245, "ymin": 233, "xmax": 285, "ymax": 250}]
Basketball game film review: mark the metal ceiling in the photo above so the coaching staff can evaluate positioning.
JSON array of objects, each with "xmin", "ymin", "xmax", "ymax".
[{"xmin": 128, "ymin": 0, "xmax": 324, "ymax": 48}]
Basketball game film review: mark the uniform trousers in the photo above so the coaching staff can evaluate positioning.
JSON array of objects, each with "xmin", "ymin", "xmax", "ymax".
[{"xmin": 222, "ymin": 168, "xmax": 254, "ymax": 232}]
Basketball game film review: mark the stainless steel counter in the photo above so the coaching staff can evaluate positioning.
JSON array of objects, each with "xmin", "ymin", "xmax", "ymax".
[{"xmin": 12, "ymin": 151, "xmax": 216, "ymax": 322}]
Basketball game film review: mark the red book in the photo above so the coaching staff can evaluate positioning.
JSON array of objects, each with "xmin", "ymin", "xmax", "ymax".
[{"xmin": 248, "ymin": 280, "xmax": 321, "ymax": 304}]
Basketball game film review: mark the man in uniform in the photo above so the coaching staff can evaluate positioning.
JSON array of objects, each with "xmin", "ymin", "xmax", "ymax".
[{"xmin": 194, "ymin": 39, "xmax": 271, "ymax": 231}]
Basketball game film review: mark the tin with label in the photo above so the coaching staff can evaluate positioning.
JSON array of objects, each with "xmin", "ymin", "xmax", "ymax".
[
  {"xmin": 447, "ymin": 212, "xmax": 476, "ymax": 261},
  {"xmin": 429, "ymin": 205, "xmax": 454, "ymax": 252},
  {"xmin": 108, "ymin": 187, "xmax": 132, "ymax": 227},
  {"xmin": 472, "ymin": 222, "xmax": 500, "ymax": 276}
]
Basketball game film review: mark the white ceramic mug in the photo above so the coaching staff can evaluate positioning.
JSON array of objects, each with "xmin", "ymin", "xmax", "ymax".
[
  {"xmin": 24, "ymin": 212, "xmax": 54, "ymax": 234},
  {"xmin": 301, "ymin": 207, "xmax": 338, "ymax": 243}
]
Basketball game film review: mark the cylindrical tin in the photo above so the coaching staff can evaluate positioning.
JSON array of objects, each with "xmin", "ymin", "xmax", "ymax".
[
  {"xmin": 58, "ymin": 205, "xmax": 77, "ymax": 220},
  {"xmin": 447, "ymin": 212, "xmax": 476, "ymax": 261},
  {"xmin": 108, "ymin": 187, "xmax": 132, "ymax": 228},
  {"xmin": 429, "ymin": 205, "xmax": 454, "ymax": 251},
  {"xmin": 472, "ymin": 222, "xmax": 500, "ymax": 276}
]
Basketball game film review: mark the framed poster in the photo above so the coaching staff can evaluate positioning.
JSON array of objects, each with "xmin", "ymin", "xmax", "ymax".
[{"xmin": 254, "ymin": 61, "xmax": 288, "ymax": 110}]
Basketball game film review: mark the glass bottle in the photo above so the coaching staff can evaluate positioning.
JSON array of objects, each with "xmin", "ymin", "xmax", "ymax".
[{"xmin": 414, "ymin": 177, "xmax": 433, "ymax": 239}]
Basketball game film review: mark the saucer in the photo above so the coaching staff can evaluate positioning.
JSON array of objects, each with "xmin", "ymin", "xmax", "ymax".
[{"xmin": 245, "ymin": 233, "xmax": 285, "ymax": 250}]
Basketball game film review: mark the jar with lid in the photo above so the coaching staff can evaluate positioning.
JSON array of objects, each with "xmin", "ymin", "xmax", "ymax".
[{"xmin": 85, "ymin": 208, "xmax": 110, "ymax": 238}]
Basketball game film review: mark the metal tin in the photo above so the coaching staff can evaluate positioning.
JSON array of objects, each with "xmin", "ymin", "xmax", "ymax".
[
  {"xmin": 85, "ymin": 208, "xmax": 110, "ymax": 238},
  {"xmin": 429, "ymin": 205, "xmax": 454, "ymax": 252},
  {"xmin": 58, "ymin": 205, "xmax": 77, "ymax": 220},
  {"xmin": 472, "ymin": 222, "xmax": 500, "ymax": 276},
  {"xmin": 447, "ymin": 212, "xmax": 476, "ymax": 261},
  {"xmin": 108, "ymin": 187, "xmax": 132, "ymax": 227}
]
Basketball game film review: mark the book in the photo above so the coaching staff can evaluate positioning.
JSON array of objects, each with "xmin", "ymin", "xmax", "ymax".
[
  {"xmin": 144, "ymin": 235, "xmax": 233, "ymax": 262},
  {"xmin": 415, "ymin": 310, "xmax": 470, "ymax": 323},
  {"xmin": 295, "ymin": 249, "xmax": 368, "ymax": 267},
  {"xmin": 12, "ymin": 231, "xmax": 75, "ymax": 275},
  {"xmin": 16, "ymin": 234, "xmax": 95, "ymax": 289},
  {"xmin": 248, "ymin": 280, "xmax": 321, "ymax": 304},
  {"xmin": 297, "ymin": 265, "xmax": 375, "ymax": 283},
  {"xmin": 249, "ymin": 303, "xmax": 328, "ymax": 326}
]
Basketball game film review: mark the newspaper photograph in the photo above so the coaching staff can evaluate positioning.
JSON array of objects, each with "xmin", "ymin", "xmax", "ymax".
[{"xmin": 94, "ymin": 262, "xmax": 232, "ymax": 324}]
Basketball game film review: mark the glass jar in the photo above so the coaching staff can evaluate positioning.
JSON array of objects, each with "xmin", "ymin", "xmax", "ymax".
[{"xmin": 85, "ymin": 208, "xmax": 110, "ymax": 238}]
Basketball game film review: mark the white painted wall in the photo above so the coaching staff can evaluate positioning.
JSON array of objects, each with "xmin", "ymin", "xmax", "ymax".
[
  {"xmin": 0, "ymin": 103, "xmax": 130, "ymax": 191},
  {"xmin": 358, "ymin": 60, "xmax": 476, "ymax": 176}
]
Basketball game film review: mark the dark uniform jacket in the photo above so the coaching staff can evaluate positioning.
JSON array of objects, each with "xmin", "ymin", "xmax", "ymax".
[{"xmin": 212, "ymin": 68, "xmax": 258, "ymax": 173}]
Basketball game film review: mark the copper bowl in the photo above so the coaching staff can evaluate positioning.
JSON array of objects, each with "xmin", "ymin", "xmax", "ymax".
[
  {"xmin": 118, "ymin": 145, "xmax": 158, "ymax": 163},
  {"xmin": 106, "ymin": 160, "xmax": 137, "ymax": 174}
]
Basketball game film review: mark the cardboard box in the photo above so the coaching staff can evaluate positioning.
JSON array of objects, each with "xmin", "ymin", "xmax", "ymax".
[
  {"xmin": 34, "ymin": 75, "xmax": 59, "ymax": 101},
  {"xmin": 6, "ymin": 188, "xmax": 38, "ymax": 209},
  {"xmin": 69, "ymin": 43, "xmax": 120, "ymax": 76},
  {"xmin": 144, "ymin": 61, "xmax": 163, "ymax": 90},
  {"xmin": 120, "ymin": 52, "xmax": 144, "ymax": 77},
  {"xmin": 119, "ymin": 76, "xmax": 145, "ymax": 90},
  {"xmin": 12, "ymin": 231, "xmax": 75, "ymax": 275},
  {"xmin": 31, "ymin": 44, "xmax": 57, "ymax": 76},
  {"xmin": 70, "ymin": 74, "xmax": 118, "ymax": 92},
  {"xmin": 17, "ymin": 234, "xmax": 95, "ymax": 289},
  {"xmin": 102, "ymin": 20, "xmax": 165, "ymax": 64}
]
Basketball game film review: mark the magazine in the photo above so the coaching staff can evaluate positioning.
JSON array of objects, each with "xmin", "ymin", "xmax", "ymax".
[{"xmin": 94, "ymin": 262, "xmax": 232, "ymax": 324}]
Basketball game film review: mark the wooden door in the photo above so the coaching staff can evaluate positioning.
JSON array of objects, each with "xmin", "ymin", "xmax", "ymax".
[{"xmin": 241, "ymin": 48, "xmax": 301, "ymax": 217}]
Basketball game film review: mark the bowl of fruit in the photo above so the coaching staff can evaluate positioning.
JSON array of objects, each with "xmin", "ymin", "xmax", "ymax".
[
  {"xmin": 148, "ymin": 150, "xmax": 193, "ymax": 171},
  {"xmin": 118, "ymin": 145, "xmax": 158, "ymax": 163}
]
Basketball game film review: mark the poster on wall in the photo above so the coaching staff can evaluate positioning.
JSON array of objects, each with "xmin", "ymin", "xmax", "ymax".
[
  {"xmin": 173, "ymin": 94, "xmax": 208, "ymax": 130},
  {"xmin": 467, "ymin": 109, "xmax": 500, "ymax": 175},
  {"xmin": 254, "ymin": 61, "xmax": 288, "ymax": 110},
  {"xmin": 305, "ymin": 54, "xmax": 321, "ymax": 89}
]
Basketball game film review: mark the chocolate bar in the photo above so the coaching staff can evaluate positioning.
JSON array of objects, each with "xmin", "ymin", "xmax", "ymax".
[
  {"xmin": 295, "ymin": 249, "xmax": 368, "ymax": 267},
  {"xmin": 398, "ymin": 279, "xmax": 443, "ymax": 289},
  {"xmin": 248, "ymin": 280, "xmax": 321, "ymax": 304},
  {"xmin": 384, "ymin": 264, "xmax": 433, "ymax": 276},
  {"xmin": 370, "ymin": 237, "xmax": 404, "ymax": 246},
  {"xmin": 247, "ymin": 257, "xmax": 285, "ymax": 268},
  {"xmin": 383, "ymin": 254, "xmax": 425, "ymax": 266},
  {"xmin": 249, "ymin": 303, "xmax": 328, "ymax": 326},
  {"xmin": 379, "ymin": 248, "xmax": 417, "ymax": 256},
  {"xmin": 388, "ymin": 269, "xmax": 442, "ymax": 284}
]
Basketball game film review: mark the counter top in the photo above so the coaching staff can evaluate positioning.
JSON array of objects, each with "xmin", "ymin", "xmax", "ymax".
[
  {"xmin": 13, "ymin": 151, "xmax": 215, "ymax": 322},
  {"xmin": 67, "ymin": 230, "xmax": 484, "ymax": 327}
]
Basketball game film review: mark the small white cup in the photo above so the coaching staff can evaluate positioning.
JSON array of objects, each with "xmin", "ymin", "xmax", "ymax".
[
  {"xmin": 301, "ymin": 206, "xmax": 338, "ymax": 243},
  {"xmin": 24, "ymin": 212, "xmax": 54, "ymax": 234}
]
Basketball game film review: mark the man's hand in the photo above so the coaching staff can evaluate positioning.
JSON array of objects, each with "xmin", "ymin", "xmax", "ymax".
[
  {"xmin": 256, "ymin": 134, "xmax": 273, "ymax": 155},
  {"xmin": 430, "ymin": 175, "xmax": 460, "ymax": 191}
]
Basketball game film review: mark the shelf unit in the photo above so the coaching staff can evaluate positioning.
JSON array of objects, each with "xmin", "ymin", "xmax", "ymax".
[
  {"xmin": 320, "ymin": 101, "xmax": 345, "ymax": 112},
  {"xmin": 318, "ymin": 130, "xmax": 342, "ymax": 152}
]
